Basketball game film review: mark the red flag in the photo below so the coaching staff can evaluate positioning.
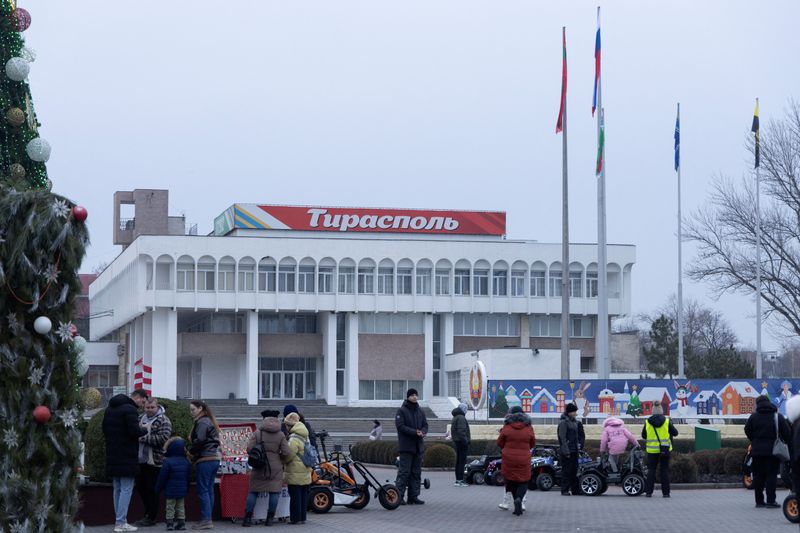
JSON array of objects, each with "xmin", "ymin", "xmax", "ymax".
[{"xmin": 556, "ymin": 27, "xmax": 567, "ymax": 133}]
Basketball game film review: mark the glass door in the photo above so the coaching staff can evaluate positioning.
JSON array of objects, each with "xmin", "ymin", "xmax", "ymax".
[
  {"xmin": 294, "ymin": 372, "xmax": 304, "ymax": 399},
  {"xmin": 272, "ymin": 372, "xmax": 282, "ymax": 399},
  {"xmin": 259, "ymin": 371, "xmax": 271, "ymax": 399}
]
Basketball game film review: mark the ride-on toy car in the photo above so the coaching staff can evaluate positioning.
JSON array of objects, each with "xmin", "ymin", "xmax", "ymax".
[
  {"xmin": 486, "ymin": 446, "xmax": 590, "ymax": 488},
  {"xmin": 742, "ymin": 444, "xmax": 792, "ymax": 489},
  {"xmin": 578, "ymin": 447, "xmax": 647, "ymax": 496},
  {"xmin": 464, "ymin": 454, "xmax": 501, "ymax": 485}
]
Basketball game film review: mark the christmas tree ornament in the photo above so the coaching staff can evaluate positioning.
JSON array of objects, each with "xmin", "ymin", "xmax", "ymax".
[
  {"xmin": 3, "ymin": 427, "xmax": 19, "ymax": 449},
  {"xmin": 56, "ymin": 321, "xmax": 74, "ymax": 343},
  {"xmin": 52, "ymin": 198, "xmax": 70, "ymax": 218},
  {"xmin": 19, "ymin": 46, "xmax": 36, "ymax": 63},
  {"xmin": 59, "ymin": 408, "xmax": 79, "ymax": 429},
  {"xmin": 75, "ymin": 351, "xmax": 89, "ymax": 377},
  {"xmin": 9, "ymin": 7, "xmax": 32, "ymax": 32},
  {"xmin": 33, "ymin": 405, "xmax": 51, "ymax": 424},
  {"xmin": 9, "ymin": 163, "xmax": 26, "ymax": 180},
  {"xmin": 33, "ymin": 316, "xmax": 52, "ymax": 334},
  {"xmin": 42, "ymin": 263, "xmax": 60, "ymax": 283},
  {"xmin": 72, "ymin": 205, "xmax": 88, "ymax": 222},
  {"xmin": 5, "ymin": 57, "xmax": 29, "ymax": 81},
  {"xmin": 5, "ymin": 107, "xmax": 25, "ymax": 127},
  {"xmin": 69, "ymin": 323, "xmax": 78, "ymax": 337},
  {"xmin": 26, "ymin": 137, "xmax": 51, "ymax": 162},
  {"xmin": 73, "ymin": 335, "xmax": 87, "ymax": 353},
  {"xmin": 28, "ymin": 365, "xmax": 44, "ymax": 386},
  {"xmin": 6, "ymin": 312, "xmax": 20, "ymax": 333}
]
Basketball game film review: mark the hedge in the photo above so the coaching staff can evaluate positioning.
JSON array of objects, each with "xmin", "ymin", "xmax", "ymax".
[
  {"xmin": 423, "ymin": 444, "xmax": 456, "ymax": 468},
  {"xmin": 84, "ymin": 398, "xmax": 193, "ymax": 482}
]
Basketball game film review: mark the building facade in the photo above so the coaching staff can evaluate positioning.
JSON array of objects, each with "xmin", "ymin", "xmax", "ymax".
[{"xmin": 90, "ymin": 195, "xmax": 635, "ymax": 405}]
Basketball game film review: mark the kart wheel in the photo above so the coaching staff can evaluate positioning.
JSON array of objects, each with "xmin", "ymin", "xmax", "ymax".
[
  {"xmin": 579, "ymin": 472, "xmax": 603, "ymax": 496},
  {"xmin": 784, "ymin": 493, "xmax": 800, "ymax": 523},
  {"xmin": 494, "ymin": 473, "xmax": 506, "ymax": 486},
  {"xmin": 378, "ymin": 484, "xmax": 401, "ymax": 510},
  {"xmin": 472, "ymin": 472, "xmax": 485, "ymax": 485},
  {"xmin": 622, "ymin": 473, "xmax": 645, "ymax": 496},
  {"xmin": 743, "ymin": 473, "xmax": 753, "ymax": 490},
  {"xmin": 309, "ymin": 487, "xmax": 334, "ymax": 514},
  {"xmin": 345, "ymin": 485, "xmax": 371, "ymax": 510},
  {"xmin": 536, "ymin": 472, "xmax": 555, "ymax": 492}
]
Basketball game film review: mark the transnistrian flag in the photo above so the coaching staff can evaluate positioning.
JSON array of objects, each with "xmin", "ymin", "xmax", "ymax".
[
  {"xmin": 596, "ymin": 108, "xmax": 605, "ymax": 175},
  {"xmin": 752, "ymin": 98, "xmax": 760, "ymax": 168},
  {"xmin": 556, "ymin": 27, "xmax": 567, "ymax": 133},
  {"xmin": 674, "ymin": 103, "xmax": 680, "ymax": 172},
  {"xmin": 592, "ymin": 7, "xmax": 601, "ymax": 117}
]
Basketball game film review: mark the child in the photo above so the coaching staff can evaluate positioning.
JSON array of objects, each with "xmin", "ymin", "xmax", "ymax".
[
  {"xmin": 155, "ymin": 437, "xmax": 191, "ymax": 531},
  {"xmin": 599, "ymin": 417, "xmax": 639, "ymax": 472}
]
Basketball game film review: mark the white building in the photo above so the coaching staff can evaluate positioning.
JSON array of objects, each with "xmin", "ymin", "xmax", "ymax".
[{"xmin": 90, "ymin": 190, "xmax": 635, "ymax": 405}]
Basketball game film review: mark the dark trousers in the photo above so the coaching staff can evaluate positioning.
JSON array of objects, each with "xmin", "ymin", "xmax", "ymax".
[
  {"xmin": 395, "ymin": 451, "xmax": 423, "ymax": 501},
  {"xmin": 560, "ymin": 453, "xmax": 580, "ymax": 495},
  {"xmin": 645, "ymin": 452, "xmax": 671, "ymax": 496},
  {"xmin": 752, "ymin": 456, "xmax": 780, "ymax": 505},
  {"xmin": 287, "ymin": 485, "xmax": 308, "ymax": 523},
  {"xmin": 454, "ymin": 442, "xmax": 468, "ymax": 481},
  {"xmin": 136, "ymin": 464, "xmax": 161, "ymax": 521},
  {"xmin": 505, "ymin": 480, "xmax": 528, "ymax": 501}
]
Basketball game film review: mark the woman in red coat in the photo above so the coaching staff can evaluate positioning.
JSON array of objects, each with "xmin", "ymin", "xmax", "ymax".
[{"xmin": 496, "ymin": 405, "xmax": 535, "ymax": 516}]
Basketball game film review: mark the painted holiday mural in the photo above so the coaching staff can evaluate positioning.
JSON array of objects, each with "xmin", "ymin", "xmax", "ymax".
[{"xmin": 487, "ymin": 379, "xmax": 796, "ymax": 419}]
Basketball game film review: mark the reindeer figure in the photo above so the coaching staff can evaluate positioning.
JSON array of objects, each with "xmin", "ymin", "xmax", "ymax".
[
  {"xmin": 673, "ymin": 380, "xmax": 693, "ymax": 416},
  {"xmin": 573, "ymin": 381, "xmax": 592, "ymax": 418}
]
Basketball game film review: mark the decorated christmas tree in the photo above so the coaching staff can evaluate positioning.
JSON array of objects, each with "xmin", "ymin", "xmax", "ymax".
[
  {"xmin": 1, "ymin": 2, "xmax": 89, "ymax": 531},
  {"xmin": 627, "ymin": 386, "xmax": 642, "ymax": 418}
]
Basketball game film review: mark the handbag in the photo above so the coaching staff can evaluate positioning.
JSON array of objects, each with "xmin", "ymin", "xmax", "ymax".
[
  {"xmin": 652, "ymin": 423, "xmax": 670, "ymax": 456},
  {"xmin": 773, "ymin": 413, "xmax": 790, "ymax": 461}
]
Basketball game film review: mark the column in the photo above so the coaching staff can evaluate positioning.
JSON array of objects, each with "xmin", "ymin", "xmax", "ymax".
[
  {"xmin": 320, "ymin": 312, "xmax": 337, "ymax": 405},
  {"xmin": 423, "ymin": 314, "xmax": 434, "ymax": 400},
  {"xmin": 519, "ymin": 314, "xmax": 530, "ymax": 348},
  {"xmin": 245, "ymin": 310, "xmax": 259, "ymax": 405},
  {"xmin": 442, "ymin": 313, "xmax": 454, "ymax": 397},
  {"xmin": 345, "ymin": 313, "xmax": 359, "ymax": 403},
  {"xmin": 148, "ymin": 309, "xmax": 178, "ymax": 399},
  {"xmin": 133, "ymin": 316, "xmax": 144, "ymax": 391}
]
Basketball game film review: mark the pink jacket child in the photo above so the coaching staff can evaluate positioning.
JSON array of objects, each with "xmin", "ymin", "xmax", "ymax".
[{"xmin": 600, "ymin": 417, "xmax": 639, "ymax": 455}]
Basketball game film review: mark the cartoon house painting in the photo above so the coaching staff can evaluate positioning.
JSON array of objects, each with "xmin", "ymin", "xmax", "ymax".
[
  {"xmin": 555, "ymin": 390, "xmax": 566, "ymax": 413},
  {"xmin": 637, "ymin": 387, "xmax": 672, "ymax": 416},
  {"xmin": 598, "ymin": 388, "xmax": 615, "ymax": 415},
  {"xmin": 531, "ymin": 388, "xmax": 558, "ymax": 414},
  {"xmin": 694, "ymin": 390, "xmax": 721, "ymax": 415},
  {"xmin": 614, "ymin": 392, "xmax": 631, "ymax": 416},
  {"xmin": 505, "ymin": 385, "xmax": 521, "ymax": 410},
  {"xmin": 720, "ymin": 382, "xmax": 759, "ymax": 415},
  {"xmin": 520, "ymin": 389, "xmax": 534, "ymax": 413}
]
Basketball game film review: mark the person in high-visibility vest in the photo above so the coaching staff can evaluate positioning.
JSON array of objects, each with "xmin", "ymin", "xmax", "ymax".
[{"xmin": 641, "ymin": 403, "xmax": 678, "ymax": 497}]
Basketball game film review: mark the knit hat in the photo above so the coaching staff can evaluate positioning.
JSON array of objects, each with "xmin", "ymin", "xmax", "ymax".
[
  {"xmin": 509, "ymin": 405, "xmax": 523, "ymax": 414},
  {"xmin": 261, "ymin": 409, "xmax": 280, "ymax": 419},
  {"xmin": 284, "ymin": 412, "xmax": 300, "ymax": 427},
  {"xmin": 283, "ymin": 404, "xmax": 299, "ymax": 417},
  {"xmin": 458, "ymin": 402, "xmax": 469, "ymax": 415},
  {"xmin": 406, "ymin": 388, "xmax": 419, "ymax": 399},
  {"xmin": 565, "ymin": 402, "xmax": 578, "ymax": 414},
  {"xmin": 651, "ymin": 403, "xmax": 664, "ymax": 415}
]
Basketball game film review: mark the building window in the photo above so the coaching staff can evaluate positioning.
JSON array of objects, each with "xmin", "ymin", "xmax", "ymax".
[
  {"xmin": 336, "ymin": 314, "xmax": 345, "ymax": 396},
  {"xmin": 433, "ymin": 315, "xmax": 441, "ymax": 396},
  {"xmin": 549, "ymin": 271, "xmax": 562, "ymax": 297},
  {"xmin": 278, "ymin": 265, "xmax": 296, "ymax": 292},
  {"xmin": 454, "ymin": 269, "xmax": 471, "ymax": 295},
  {"xmin": 183, "ymin": 312, "xmax": 245, "ymax": 333},
  {"xmin": 258, "ymin": 313, "xmax": 317, "ymax": 334},
  {"xmin": 454, "ymin": 313, "xmax": 520, "ymax": 336},
  {"xmin": 397, "ymin": 268, "xmax": 412, "ymax": 295},
  {"xmin": 570, "ymin": 316, "xmax": 595, "ymax": 338},
  {"xmin": 358, "ymin": 313, "xmax": 424, "ymax": 334},
  {"xmin": 416, "ymin": 268, "xmax": 432, "ymax": 295},
  {"xmin": 530, "ymin": 315, "xmax": 594, "ymax": 338},
  {"xmin": 569, "ymin": 272, "xmax": 582, "ymax": 297},
  {"xmin": 258, "ymin": 264, "xmax": 276, "ymax": 292},
  {"xmin": 530, "ymin": 270, "xmax": 545, "ymax": 297},
  {"xmin": 218, "ymin": 265, "xmax": 235, "ymax": 292},
  {"xmin": 359, "ymin": 380, "xmax": 424, "ymax": 400},
  {"xmin": 177, "ymin": 264, "xmax": 195, "ymax": 291},
  {"xmin": 492, "ymin": 270, "xmax": 508, "ymax": 296},
  {"xmin": 435, "ymin": 269, "xmax": 450, "ymax": 295},
  {"xmin": 298, "ymin": 266, "xmax": 315, "ymax": 293},
  {"xmin": 473, "ymin": 269, "xmax": 489, "ymax": 296},
  {"xmin": 511, "ymin": 270, "xmax": 526, "ymax": 297},
  {"xmin": 587, "ymin": 271, "xmax": 598, "ymax": 298},
  {"xmin": 318, "ymin": 266, "xmax": 334, "ymax": 294},
  {"xmin": 197, "ymin": 263, "xmax": 215, "ymax": 291},
  {"xmin": 377, "ymin": 267, "xmax": 394, "ymax": 294},
  {"xmin": 238, "ymin": 266, "xmax": 255, "ymax": 292},
  {"xmin": 446, "ymin": 371, "xmax": 461, "ymax": 399},
  {"xmin": 338, "ymin": 266, "xmax": 355, "ymax": 294},
  {"xmin": 358, "ymin": 267, "xmax": 374, "ymax": 294}
]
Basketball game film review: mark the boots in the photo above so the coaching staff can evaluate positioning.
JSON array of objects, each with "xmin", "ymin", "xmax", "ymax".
[
  {"xmin": 166, "ymin": 520, "xmax": 174, "ymax": 531},
  {"xmin": 265, "ymin": 511, "xmax": 275, "ymax": 527},
  {"xmin": 513, "ymin": 497, "xmax": 522, "ymax": 516},
  {"xmin": 242, "ymin": 512, "xmax": 253, "ymax": 527},
  {"xmin": 498, "ymin": 492, "xmax": 511, "ymax": 510},
  {"xmin": 174, "ymin": 521, "xmax": 186, "ymax": 531}
]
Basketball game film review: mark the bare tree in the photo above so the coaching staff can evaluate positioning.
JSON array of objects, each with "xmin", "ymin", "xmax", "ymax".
[{"xmin": 684, "ymin": 101, "xmax": 800, "ymax": 337}]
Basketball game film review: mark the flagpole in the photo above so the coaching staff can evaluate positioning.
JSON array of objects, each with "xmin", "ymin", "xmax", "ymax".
[
  {"xmin": 560, "ymin": 26, "xmax": 570, "ymax": 380},
  {"xmin": 595, "ymin": 6, "xmax": 609, "ymax": 379},
  {"xmin": 755, "ymin": 99, "xmax": 762, "ymax": 379},
  {"xmin": 676, "ymin": 103, "xmax": 685, "ymax": 379}
]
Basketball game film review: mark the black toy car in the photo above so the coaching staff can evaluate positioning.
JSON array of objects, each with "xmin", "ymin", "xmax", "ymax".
[
  {"xmin": 464, "ymin": 454, "xmax": 501, "ymax": 485},
  {"xmin": 486, "ymin": 446, "xmax": 591, "ymax": 488},
  {"xmin": 577, "ymin": 447, "xmax": 647, "ymax": 496}
]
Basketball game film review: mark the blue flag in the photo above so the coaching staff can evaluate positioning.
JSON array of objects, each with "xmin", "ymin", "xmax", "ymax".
[{"xmin": 674, "ymin": 103, "xmax": 680, "ymax": 172}]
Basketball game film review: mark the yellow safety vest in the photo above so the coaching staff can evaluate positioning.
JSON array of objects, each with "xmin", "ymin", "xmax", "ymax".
[{"xmin": 644, "ymin": 417, "xmax": 672, "ymax": 454}]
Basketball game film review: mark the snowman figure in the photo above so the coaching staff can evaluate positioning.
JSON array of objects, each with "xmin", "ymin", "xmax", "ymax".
[{"xmin": 673, "ymin": 380, "xmax": 694, "ymax": 417}]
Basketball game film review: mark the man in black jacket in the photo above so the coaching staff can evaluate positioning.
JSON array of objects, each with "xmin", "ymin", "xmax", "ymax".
[
  {"xmin": 745, "ymin": 395, "xmax": 791, "ymax": 508},
  {"xmin": 557, "ymin": 403, "xmax": 585, "ymax": 495},
  {"xmin": 103, "ymin": 391, "xmax": 148, "ymax": 531},
  {"xmin": 395, "ymin": 388, "xmax": 428, "ymax": 505}
]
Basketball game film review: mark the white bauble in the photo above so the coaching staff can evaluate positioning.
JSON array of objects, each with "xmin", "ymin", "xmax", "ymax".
[
  {"xmin": 73, "ymin": 335, "xmax": 87, "ymax": 353},
  {"xmin": 5, "ymin": 57, "xmax": 30, "ymax": 81},
  {"xmin": 26, "ymin": 138, "xmax": 51, "ymax": 162},
  {"xmin": 19, "ymin": 47, "xmax": 36, "ymax": 63},
  {"xmin": 76, "ymin": 352, "xmax": 89, "ymax": 377},
  {"xmin": 33, "ymin": 316, "xmax": 52, "ymax": 334}
]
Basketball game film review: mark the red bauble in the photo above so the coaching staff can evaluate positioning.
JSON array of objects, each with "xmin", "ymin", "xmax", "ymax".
[
  {"xmin": 33, "ymin": 405, "xmax": 51, "ymax": 424},
  {"xmin": 10, "ymin": 8, "xmax": 31, "ymax": 32},
  {"xmin": 72, "ymin": 205, "xmax": 88, "ymax": 223},
  {"xmin": 69, "ymin": 323, "xmax": 78, "ymax": 337}
]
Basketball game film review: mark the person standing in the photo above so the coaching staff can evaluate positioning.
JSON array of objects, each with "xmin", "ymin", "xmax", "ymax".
[
  {"xmin": 283, "ymin": 412, "xmax": 312, "ymax": 525},
  {"xmin": 155, "ymin": 438, "xmax": 191, "ymax": 531},
  {"xmin": 394, "ymin": 388, "xmax": 428, "ymax": 505},
  {"xmin": 369, "ymin": 420, "xmax": 383, "ymax": 441},
  {"xmin": 243, "ymin": 409, "xmax": 290, "ymax": 527},
  {"xmin": 557, "ymin": 402, "xmax": 585, "ymax": 496},
  {"xmin": 496, "ymin": 406, "xmax": 535, "ymax": 516},
  {"xmin": 189, "ymin": 400, "xmax": 221, "ymax": 530},
  {"xmin": 786, "ymin": 395, "xmax": 800, "ymax": 499},
  {"xmin": 642, "ymin": 403, "xmax": 678, "ymax": 498},
  {"xmin": 135, "ymin": 397, "xmax": 173, "ymax": 527},
  {"xmin": 451, "ymin": 402, "xmax": 471, "ymax": 486},
  {"xmin": 103, "ymin": 390, "xmax": 149, "ymax": 532},
  {"xmin": 745, "ymin": 395, "xmax": 791, "ymax": 508},
  {"xmin": 281, "ymin": 404, "xmax": 316, "ymax": 450}
]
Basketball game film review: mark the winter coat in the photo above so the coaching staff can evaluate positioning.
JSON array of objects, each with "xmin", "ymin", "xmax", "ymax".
[
  {"xmin": 247, "ymin": 417, "xmax": 291, "ymax": 493},
  {"xmin": 745, "ymin": 396, "xmax": 791, "ymax": 457},
  {"xmin": 283, "ymin": 422, "xmax": 312, "ymax": 486},
  {"xmin": 281, "ymin": 412, "xmax": 317, "ymax": 449},
  {"xmin": 600, "ymin": 417, "xmax": 638, "ymax": 455},
  {"xmin": 102, "ymin": 394, "xmax": 148, "ymax": 478},
  {"xmin": 450, "ymin": 407, "xmax": 471, "ymax": 445},
  {"xmin": 557, "ymin": 414, "xmax": 586, "ymax": 456},
  {"xmin": 138, "ymin": 407, "xmax": 173, "ymax": 467},
  {"xmin": 786, "ymin": 396, "xmax": 800, "ymax": 464},
  {"xmin": 395, "ymin": 400, "xmax": 429, "ymax": 454},
  {"xmin": 369, "ymin": 425, "xmax": 383, "ymax": 441},
  {"xmin": 155, "ymin": 438, "xmax": 191, "ymax": 499},
  {"xmin": 497, "ymin": 412, "xmax": 535, "ymax": 483},
  {"xmin": 190, "ymin": 416, "xmax": 221, "ymax": 462}
]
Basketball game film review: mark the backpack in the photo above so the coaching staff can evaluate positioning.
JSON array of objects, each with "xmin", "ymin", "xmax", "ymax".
[
  {"xmin": 291, "ymin": 435, "xmax": 318, "ymax": 467},
  {"xmin": 248, "ymin": 431, "xmax": 267, "ymax": 469}
]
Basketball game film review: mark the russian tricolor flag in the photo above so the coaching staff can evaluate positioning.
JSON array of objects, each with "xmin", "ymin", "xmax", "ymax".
[{"xmin": 592, "ymin": 7, "xmax": 601, "ymax": 117}]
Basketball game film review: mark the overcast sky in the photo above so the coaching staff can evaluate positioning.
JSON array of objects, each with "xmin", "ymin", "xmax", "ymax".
[{"xmin": 21, "ymin": 0, "xmax": 800, "ymax": 351}]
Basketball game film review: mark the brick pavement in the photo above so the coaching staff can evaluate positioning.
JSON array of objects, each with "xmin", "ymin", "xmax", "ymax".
[{"xmin": 86, "ymin": 467, "xmax": 798, "ymax": 533}]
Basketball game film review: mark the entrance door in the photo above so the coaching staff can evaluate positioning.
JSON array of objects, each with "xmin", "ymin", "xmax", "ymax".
[{"xmin": 259, "ymin": 370, "xmax": 307, "ymax": 400}]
